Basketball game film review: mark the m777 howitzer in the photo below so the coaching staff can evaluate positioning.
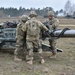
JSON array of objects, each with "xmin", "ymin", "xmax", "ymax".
[
  {"xmin": 42, "ymin": 28, "xmax": 75, "ymax": 38},
  {"xmin": 0, "ymin": 28, "xmax": 75, "ymax": 53},
  {"xmin": 41, "ymin": 28, "xmax": 75, "ymax": 52}
]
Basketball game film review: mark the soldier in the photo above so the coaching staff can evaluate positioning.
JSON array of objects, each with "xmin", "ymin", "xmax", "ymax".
[
  {"xmin": 44, "ymin": 11, "xmax": 59, "ymax": 58},
  {"xmin": 22, "ymin": 11, "xmax": 49, "ymax": 64},
  {"xmin": 14, "ymin": 15, "xmax": 29, "ymax": 61}
]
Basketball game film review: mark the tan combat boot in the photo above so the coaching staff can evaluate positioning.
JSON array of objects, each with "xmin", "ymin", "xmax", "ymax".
[
  {"xmin": 14, "ymin": 56, "xmax": 22, "ymax": 61},
  {"xmin": 26, "ymin": 55, "xmax": 31, "ymax": 61},
  {"xmin": 27, "ymin": 60, "xmax": 33, "ymax": 65},
  {"xmin": 27, "ymin": 57, "xmax": 33, "ymax": 65},
  {"xmin": 40, "ymin": 59, "xmax": 45, "ymax": 64}
]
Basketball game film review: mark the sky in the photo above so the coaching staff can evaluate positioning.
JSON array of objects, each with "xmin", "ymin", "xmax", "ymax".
[{"xmin": 0, "ymin": 0, "xmax": 75, "ymax": 11}]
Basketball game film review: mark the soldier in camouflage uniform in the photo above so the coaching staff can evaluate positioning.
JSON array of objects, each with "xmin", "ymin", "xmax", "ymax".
[
  {"xmin": 14, "ymin": 15, "xmax": 29, "ymax": 61},
  {"xmin": 22, "ymin": 11, "xmax": 49, "ymax": 64},
  {"xmin": 44, "ymin": 11, "xmax": 59, "ymax": 58}
]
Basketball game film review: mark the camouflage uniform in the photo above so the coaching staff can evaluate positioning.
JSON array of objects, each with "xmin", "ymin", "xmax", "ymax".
[
  {"xmin": 45, "ymin": 11, "xmax": 59, "ymax": 57},
  {"xmin": 14, "ymin": 15, "xmax": 29, "ymax": 61},
  {"xmin": 22, "ymin": 11, "xmax": 49, "ymax": 64}
]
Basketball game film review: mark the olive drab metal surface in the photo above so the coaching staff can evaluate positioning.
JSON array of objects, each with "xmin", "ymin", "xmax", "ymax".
[
  {"xmin": 0, "ymin": 27, "xmax": 75, "ymax": 52},
  {"xmin": 0, "ymin": 28, "xmax": 16, "ymax": 49}
]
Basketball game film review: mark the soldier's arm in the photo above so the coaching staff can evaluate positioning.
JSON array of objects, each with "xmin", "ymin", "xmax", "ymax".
[
  {"xmin": 53, "ymin": 18, "xmax": 59, "ymax": 27},
  {"xmin": 43, "ymin": 20, "xmax": 50, "ymax": 29},
  {"xmin": 52, "ymin": 18, "xmax": 59, "ymax": 31},
  {"xmin": 16, "ymin": 23, "xmax": 21, "ymax": 38},
  {"xmin": 38, "ymin": 21, "xmax": 49, "ymax": 31},
  {"xmin": 22, "ymin": 22, "xmax": 28, "ymax": 32}
]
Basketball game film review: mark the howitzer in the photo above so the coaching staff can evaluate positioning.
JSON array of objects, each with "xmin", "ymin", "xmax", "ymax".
[
  {"xmin": 0, "ymin": 28, "xmax": 75, "ymax": 53},
  {"xmin": 52, "ymin": 28, "xmax": 75, "ymax": 37},
  {"xmin": 41, "ymin": 28, "xmax": 75, "ymax": 52},
  {"xmin": 42, "ymin": 28, "xmax": 75, "ymax": 38}
]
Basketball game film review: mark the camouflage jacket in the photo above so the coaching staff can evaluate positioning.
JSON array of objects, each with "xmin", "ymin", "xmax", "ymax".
[
  {"xmin": 22, "ymin": 17, "xmax": 48, "ymax": 41},
  {"xmin": 16, "ymin": 22, "xmax": 25, "ymax": 40},
  {"xmin": 44, "ymin": 17, "xmax": 59, "ymax": 31}
]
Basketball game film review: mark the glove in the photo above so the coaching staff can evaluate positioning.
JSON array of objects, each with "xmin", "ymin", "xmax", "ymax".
[
  {"xmin": 46, "ymin": 30, "xmax": 55, "ymax": 37},
  {"xmin": 45, "ymin": 30, "xmax": 51, "ymax": 37},
  {"xmin": 46, "ymin": 30, "xmax": 51, "ymax": 34}
]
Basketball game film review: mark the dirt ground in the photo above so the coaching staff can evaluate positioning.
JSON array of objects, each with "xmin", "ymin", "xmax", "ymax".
[{"xmin": 0, "ymin": 18, "xmax": 75, "ymax": 75}]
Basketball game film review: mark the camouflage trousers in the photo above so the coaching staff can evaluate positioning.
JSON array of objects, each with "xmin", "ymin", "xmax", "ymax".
[
  {"xmin": 26, "ymin": 39, "xmax": 43, "ymax": 60},
  {"xmin": 49, "ymin": 38, "xmax": 57, "ymax": 55},
  {"xmin": 14, "ymin": 38, "xmax": 27, "ymax": 59}
]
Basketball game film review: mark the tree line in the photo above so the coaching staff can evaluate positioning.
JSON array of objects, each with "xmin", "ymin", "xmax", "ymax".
[
  {"xmin": 0, "ymin": 0, "xmax": 75, "ymax": 18},
  {"xmin": 0, "ymin": 7, "xmax": 60, "ymax": 17}
]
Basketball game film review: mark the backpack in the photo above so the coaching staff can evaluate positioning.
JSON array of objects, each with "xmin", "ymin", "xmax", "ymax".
[{"xmin": 27, "ymin": 21, "xmax": 40, "ymax": 36}]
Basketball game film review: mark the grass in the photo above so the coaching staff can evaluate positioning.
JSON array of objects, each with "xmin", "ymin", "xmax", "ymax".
[{"xmin": 0, "ymin": 18, "xmax": 75, "ymax": 75}]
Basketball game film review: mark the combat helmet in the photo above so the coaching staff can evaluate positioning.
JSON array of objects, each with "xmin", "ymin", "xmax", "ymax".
[
  {"xmin": 48, "ymin": 11, "xmax": 54, "ymax": 16},
  {"xmin": 21, "ymin": 15, "xmax": 29, "ymax": 21},
  {"xmin": 29, "ymin": 11, "xmax": 37, "ymax": 17}
]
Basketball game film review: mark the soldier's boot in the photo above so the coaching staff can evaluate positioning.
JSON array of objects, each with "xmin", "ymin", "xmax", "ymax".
[
  {"xmin": 40, "ymin": 59, "xmax": 45, "ymax": 64},
  {"xmin": 27, "ymin": 60, "xmax": 33, "ymax": 65},
  {"xmin": 50, "ymin": 52, "xmax": 56, "ymax": 58},
  {"xmin": 50, "ymin": 49, "xmax": 57, "ymax": 58},
  {"xmin": 27, "ymin": 57, "xmax": 33, "ymax": 65},
  {"xmin": 26, "ymin": 55, "xmax": 31, "ymax": 61},
  {"xmin": 14, "ymin": 56, "xmax": 22, "ymax": 61}
]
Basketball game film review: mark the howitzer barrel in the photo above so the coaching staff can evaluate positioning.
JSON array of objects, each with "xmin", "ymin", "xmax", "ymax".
[{"xmin": 53, "ymin": 29, "xmax": 75, "ymax": 37}]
